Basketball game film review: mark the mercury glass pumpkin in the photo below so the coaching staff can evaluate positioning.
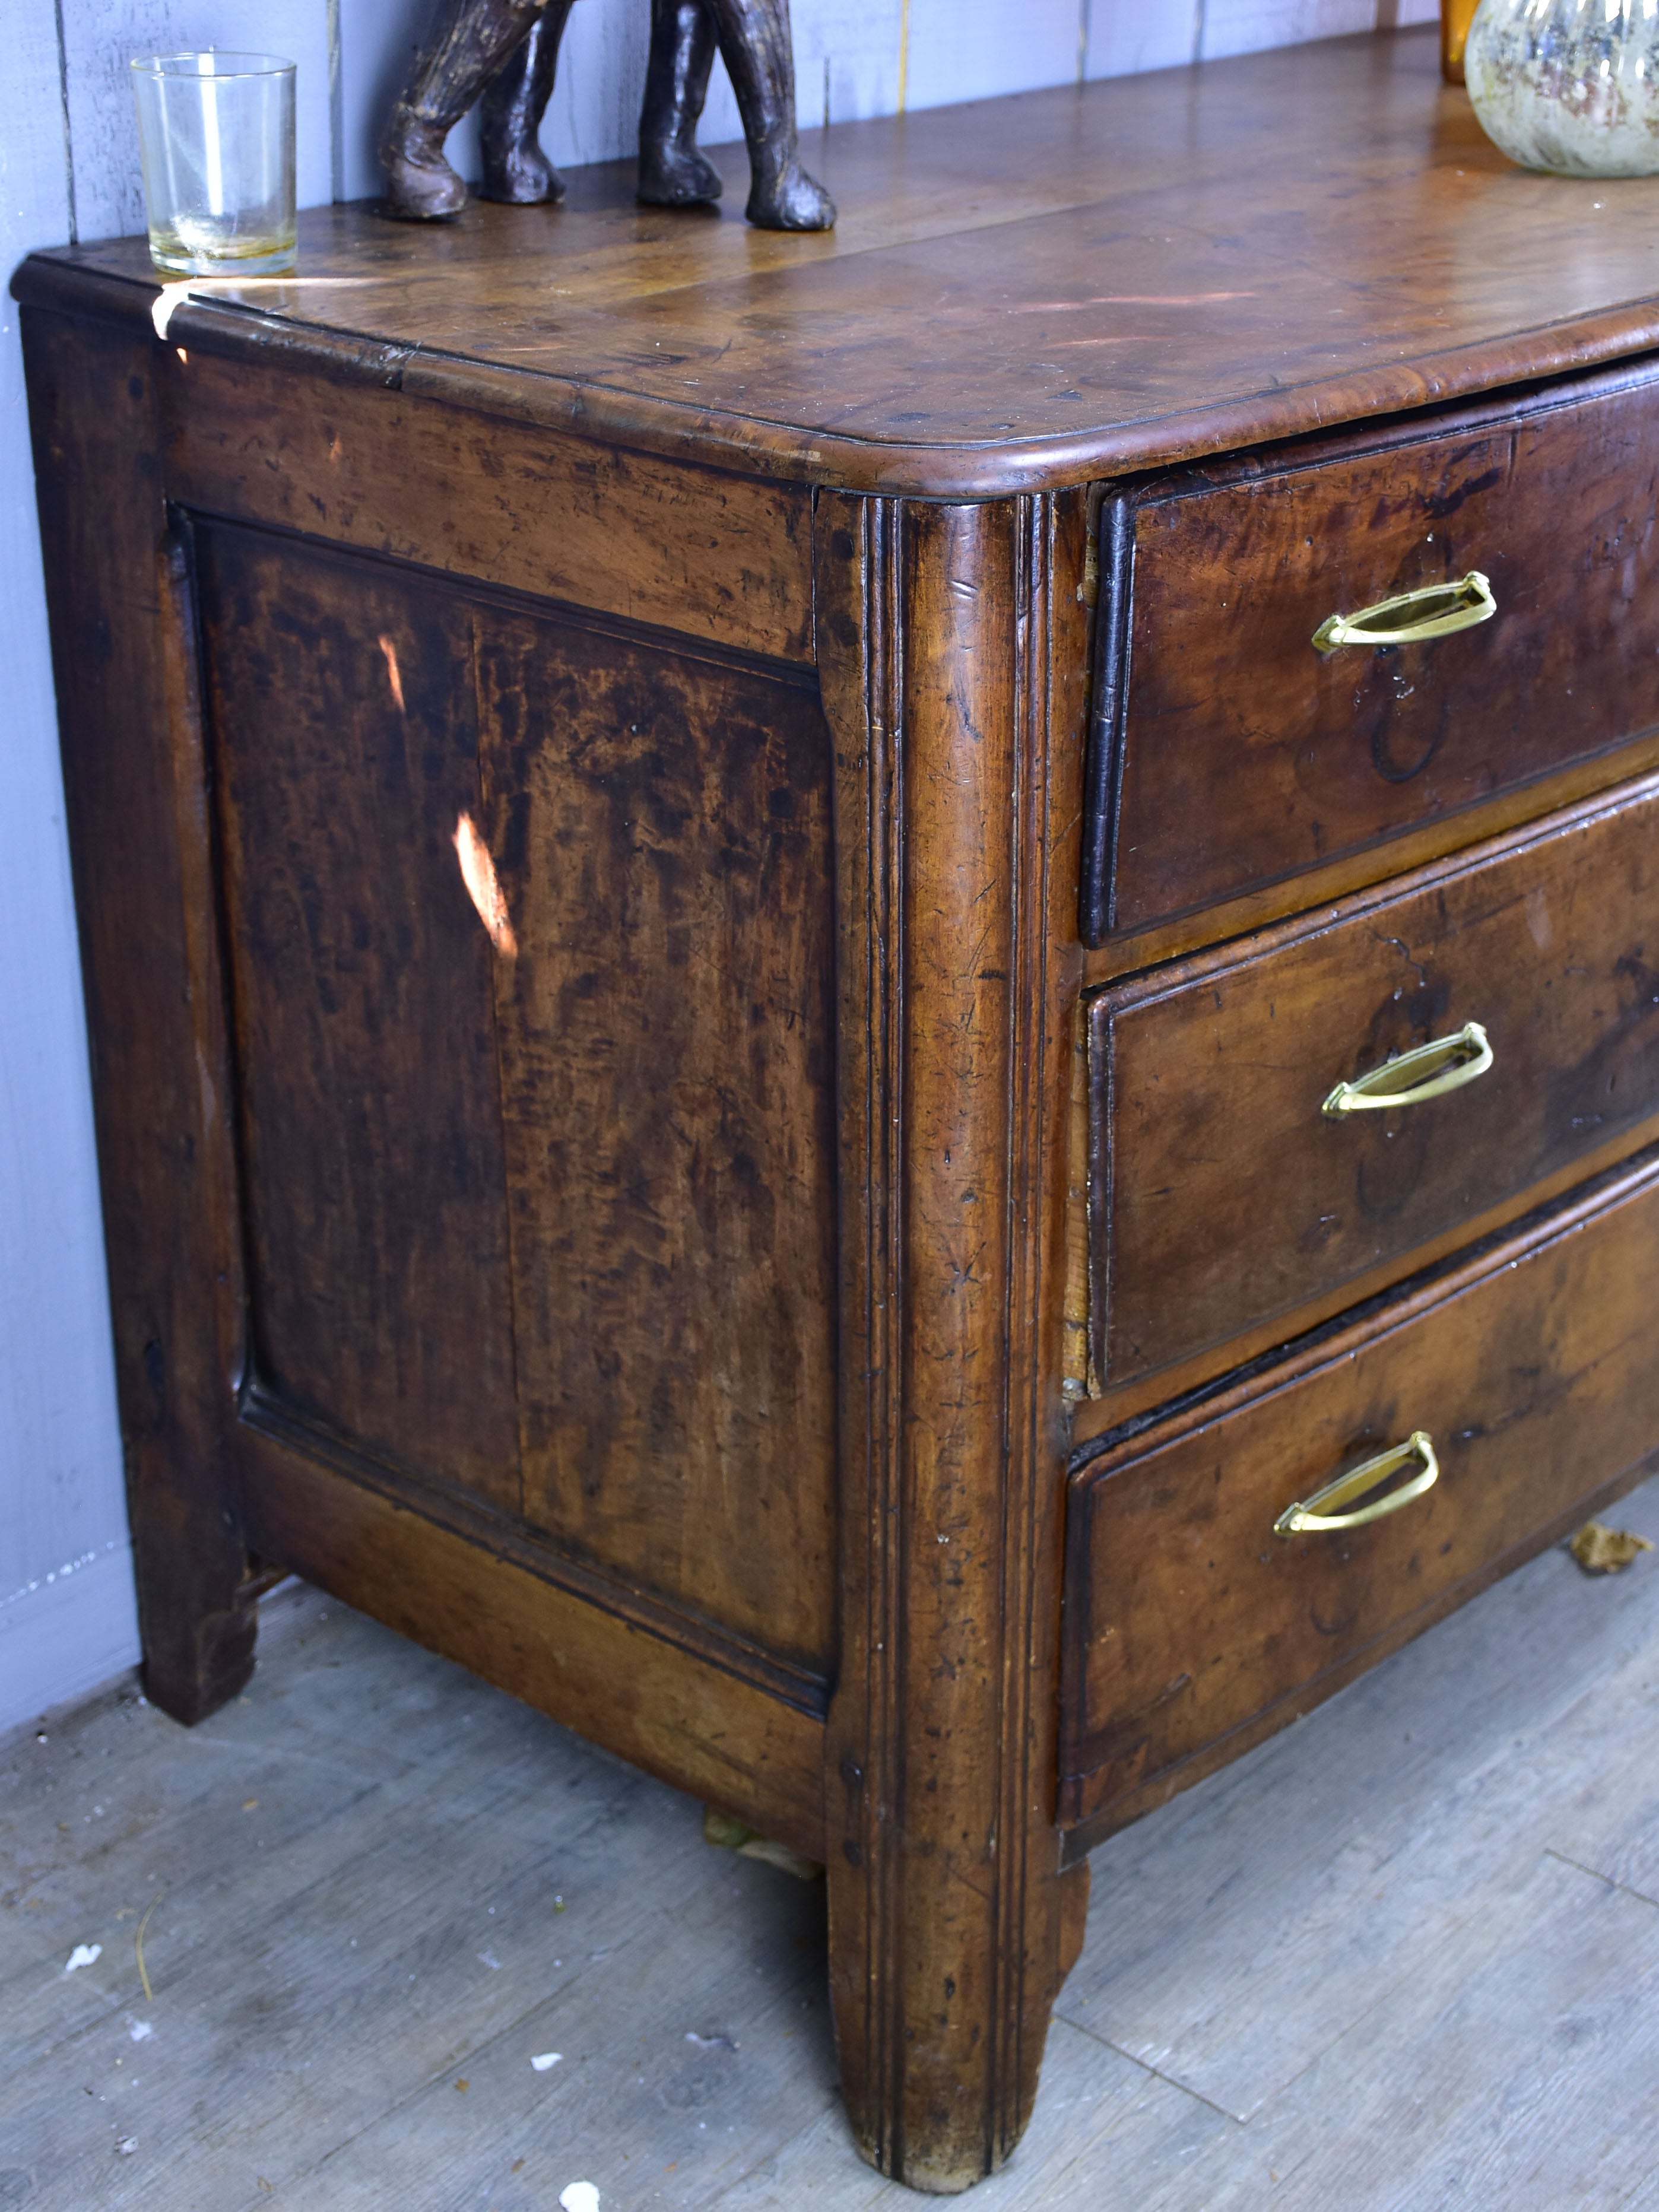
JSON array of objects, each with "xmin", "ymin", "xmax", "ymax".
[{"xmin": 1465, "ymin": 0, "xmax": 1659, "ymax": 176}]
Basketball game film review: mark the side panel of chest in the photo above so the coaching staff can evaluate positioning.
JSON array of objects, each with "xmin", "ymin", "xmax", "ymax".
[{"xmin": 196, "ymin": 521, "xmax": 839, "ymax": 1681}]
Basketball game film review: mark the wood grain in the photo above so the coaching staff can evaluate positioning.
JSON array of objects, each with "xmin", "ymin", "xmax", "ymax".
[
  {"xmin": 24, "ymin": 27, "xmax": 1659, "ymax": 2192},
  {"xmin": 473, "ymin": 605, "xmax": 840, "ymax": 1675},
  {"xmin": 1086, "ymin": 363, "xmax": 1659, "ymax": 938},
  {"xmin": 1062, "ymin": 1149, "xmax": 1659, "ymax": 1832},
  {"xmin": 239, "ymin": 1429, "xmax": 827, "ymax": 1855},
  {"xmin": 817, "ymin": 488, "xmax": 1088, "ymax": 2188},
  {"xmin": 21, "ymin": 30, "xmax": 1659, "ymax": 494},
  {"xmin": 199, "ymin": 524, "xmax": 524, "ymax": 1519},
  {"xmin": 20, "ymin": 306, "xmax": 255, "ymax": 1725},
  {"xmin": 1090, "ymin": 775, "xmax": 1659, "ymax": 1390},
  {"xmin": 1078, "ymin": 722, "xmax": 1659, "ymax": 990},
  {"xmin": 161, "ymin": 348, "xmax": 815, "ymax": 663}
]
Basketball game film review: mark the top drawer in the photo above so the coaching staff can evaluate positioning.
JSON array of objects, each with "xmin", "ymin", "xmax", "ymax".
[{"xmin": 1083, "ymin": 364, "xmax": 1659, "ymax": 942}]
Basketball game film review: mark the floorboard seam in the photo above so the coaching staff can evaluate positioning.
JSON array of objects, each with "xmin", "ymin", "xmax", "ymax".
[
  {"xmin": 1542, "ymin": 1844, "xmax": 1659, "ymax": 1912},
  {"xmin": 1048, "ymin": 2010, "xmax": 1248, "ymax": 2124},
  {"xmin": 1056, "ymin": 1867, "xmax": 1531, "ymax": 2140}
]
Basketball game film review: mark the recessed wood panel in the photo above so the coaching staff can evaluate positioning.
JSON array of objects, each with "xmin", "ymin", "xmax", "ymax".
[
  {"xmin": 198, "ymin": 526, "xmax": 522, "ymax": 1514},
  {"xmin": 472, "ymin": 612, "xmax": 839, "ymax": 1675},
  {"xmin": 1086, "ymin": 369, "xmax": 1659, "ymax": 938}
]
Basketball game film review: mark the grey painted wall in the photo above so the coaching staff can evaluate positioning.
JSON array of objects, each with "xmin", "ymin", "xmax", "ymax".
[{"xmin": 0, "ymin": 0, "xmax": 1433, "ymax": 1733}]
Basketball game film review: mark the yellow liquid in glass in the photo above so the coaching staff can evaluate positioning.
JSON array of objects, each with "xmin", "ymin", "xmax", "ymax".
[{"xmin": 148, "ymin": 218, "xmax": 297, "ymax": 278}]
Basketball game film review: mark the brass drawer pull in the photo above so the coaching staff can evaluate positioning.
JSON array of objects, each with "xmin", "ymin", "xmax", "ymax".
[
  {"xmin": 1274, "ymin": 1430, "xmax": 1439, "ymax": 1538},
  {"xmin": 1312, "ymin": 569, "xmax": 1496, "ymax": 653},
  {"xmin": 1322, "ymin": 1019, "xmax": 1492, "ymax": 1118}
]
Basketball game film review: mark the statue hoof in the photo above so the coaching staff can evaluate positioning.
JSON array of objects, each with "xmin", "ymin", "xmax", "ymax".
[
  {"xmin": 746, "ymin": 162, "xmax": 836, "ymax": 232},
  {"xmin": 637, "ymin": 141, "xmax": 725, "ymax": 207},
  {"xmin": 380, "ymin": 110, "xmax": 467, "ymax": 220},
  {"xmin": 480, "ymin": 139, "xmax": 566, "ymax": 205}
]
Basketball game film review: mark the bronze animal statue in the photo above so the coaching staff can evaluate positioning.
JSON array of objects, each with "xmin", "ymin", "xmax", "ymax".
[{"xmin": 380, "ymin": 0, "xmax": 834, "ymax": 230}]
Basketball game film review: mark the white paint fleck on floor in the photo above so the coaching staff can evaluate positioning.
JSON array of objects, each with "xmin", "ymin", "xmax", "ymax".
[{"xmin": 4, "ymin": 1472, "xmax": 1658, "ymax": 2210}]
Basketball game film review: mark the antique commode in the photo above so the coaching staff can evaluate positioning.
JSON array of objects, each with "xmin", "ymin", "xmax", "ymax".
[{"xmin": 19, "ymin": 28, "xmax": 1659, "ymax": 2191}]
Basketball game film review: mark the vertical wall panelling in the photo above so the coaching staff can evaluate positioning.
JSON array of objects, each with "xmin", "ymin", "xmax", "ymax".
[
  {"xmin": 768, "ymin": 0, "xmax": 903, "ymax": 147},
  {"xmin": 57, "ymin": 0, "xmax": 334, "ymax": 245},
  {"xmin": 1085, "ymin": 0, "xmax": 1433, "ymax": 75},
  {"xmin": 903, "ymin": 0, "xmax": 1079, "ymax": 111},
  {"xmin": 0, "ymin": 0, "xmax": 134, "ymax": 1731},
  {"xmin": 1200, "ymin": 0, "xmax": 1434, "ymax": 60}
]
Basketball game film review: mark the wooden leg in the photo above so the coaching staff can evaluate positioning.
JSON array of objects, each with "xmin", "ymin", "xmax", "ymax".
[
  {"xmin": 816, "ymin": 491, "xmax": 1090, "ymax": 2186},
  {"xmin": 23, "ymin": 311, "xmax": 255, "ymax": 1725}
]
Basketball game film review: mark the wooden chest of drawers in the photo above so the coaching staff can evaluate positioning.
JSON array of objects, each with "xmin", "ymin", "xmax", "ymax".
[{"xmin": 19, "ymin": 27, "xmax": 1659, "ymax": 2194}]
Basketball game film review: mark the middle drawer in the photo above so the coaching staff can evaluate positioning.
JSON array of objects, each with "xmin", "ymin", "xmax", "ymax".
[{"xmin": 1087, "ymin": 774, "xmax": 1659, "ymax": 1391}]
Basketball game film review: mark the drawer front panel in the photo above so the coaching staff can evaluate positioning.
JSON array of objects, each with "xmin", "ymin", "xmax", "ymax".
[
  {"xmin": 1085, "ymin": 367, "xmax": 1659, "ymax": 940},
  {"xmin": 1090, "ymin": 777, "xmax": 1659, "ymax": 1390},
  {"xmin": 1062, "ymin": 1154, "xmax": 1659, "ymax": 1831}
]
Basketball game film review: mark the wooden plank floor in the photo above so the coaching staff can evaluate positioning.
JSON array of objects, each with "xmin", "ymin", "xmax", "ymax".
[{"xmin": 5, "ymin": 1472, "xmax": 1658, "ymax": 2211}]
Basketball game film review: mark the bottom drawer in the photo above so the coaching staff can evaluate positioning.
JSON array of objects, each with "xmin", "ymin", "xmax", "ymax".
[{"xmin": 1061, "ymin": 1151, "xmax": 1659, "ymax": 1837}]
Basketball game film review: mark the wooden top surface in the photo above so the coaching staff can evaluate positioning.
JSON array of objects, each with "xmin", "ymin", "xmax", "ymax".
[{"xmin": 22, "ymin": 27, "xmax": 1659, "ymax": 493}]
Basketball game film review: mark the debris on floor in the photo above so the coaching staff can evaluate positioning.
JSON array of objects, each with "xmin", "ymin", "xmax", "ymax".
[
  {"xmin": 531, "ymin": 2051, "xmax": 563, "ymax": 2072},
  {"xmin": 1569, "ymin": 1521, "xmax": 1655, "ymax": 1575},
  {"xmin": 559, "ymin": 2186, "xmax": 599, "ymax": 2212},
  {"xmin": 135, "ymin": 1897, "xmax": 160, "ymax": 2001},
  {"xmin": 701, "ymin": 1805, "xmax": 824, "ymax": 1881},
  {"xmin": 64, "ymin": 1944, "xmax": 101, "ymax": 1973}
]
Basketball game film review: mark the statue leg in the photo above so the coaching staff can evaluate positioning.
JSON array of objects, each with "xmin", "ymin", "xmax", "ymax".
[
  {"xmin": 638, "ymin": 0, "xmax": 725, "ymax": 208},
  {"xmin": 480, "ymin": 1, "xmax": 574, "ymax": 204},
  {"xmin": 379, "ymin": 0, "xmax": 547, "ymax": 220},
  {"xmin": 702, "ymin": 0, "xmax": 834, "ymax": 230}
]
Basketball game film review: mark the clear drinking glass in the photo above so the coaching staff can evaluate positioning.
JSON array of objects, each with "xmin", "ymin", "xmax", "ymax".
[{"xmin": 131, "ymin": 52, "xmax": 297, "ymax": 277}]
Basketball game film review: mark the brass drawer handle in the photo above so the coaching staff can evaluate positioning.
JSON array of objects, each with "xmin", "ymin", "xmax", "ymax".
[
  {"xmin": 1274, "ymin": 1430, "xmax": 1439, "ymax": 1538},
  {"xmin": 1312, "ymin": 570, "xmax": 1496, "ymax": 653},
  {"xmin": 1322, "ymin": 1019, "xmax": 1492, "ymax": 1118}
]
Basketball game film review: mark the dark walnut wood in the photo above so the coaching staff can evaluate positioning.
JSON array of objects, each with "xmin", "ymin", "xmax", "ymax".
[
  {"xmin": 1090, "ymin": 775, "xmax": 1659, "ymax": 1392},
  {"xmin": 200, "ymin": 518, "xmax": 840, "ymax": 1684},
  {"xmin": 162, "ymin": 347, "xmax": 817, "ymax": 664},
  {"xmin": 23, "ymin": 309, "xmax": 256, "ymax": 1725},
  {"xmin": 199, "ymin": 526, "xmax": 524, "ymax": 1518},
  {"xmin": 1084, "ymin": 364, "xmax": 1659, "ymax": 940},
  {"xmin": 816, "ymin": 490, "xmax": 1089, "ymax": 2187},
  {"xmin": 26, "ymin": 31, "xmax": 1659, "ymax": 495},
  {"xmin": 1062, "ymin": 1149, "xmax": 1659, "ymax": 1840},
  {"xmin": 19, "ymin": 24, "xmax": 1659, "ymax": 2195}
]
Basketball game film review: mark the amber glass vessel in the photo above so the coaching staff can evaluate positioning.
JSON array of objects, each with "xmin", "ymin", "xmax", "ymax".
[{"xmin": 1442, "ymin": 0, "xmax": 1478, "ymax": 82}]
